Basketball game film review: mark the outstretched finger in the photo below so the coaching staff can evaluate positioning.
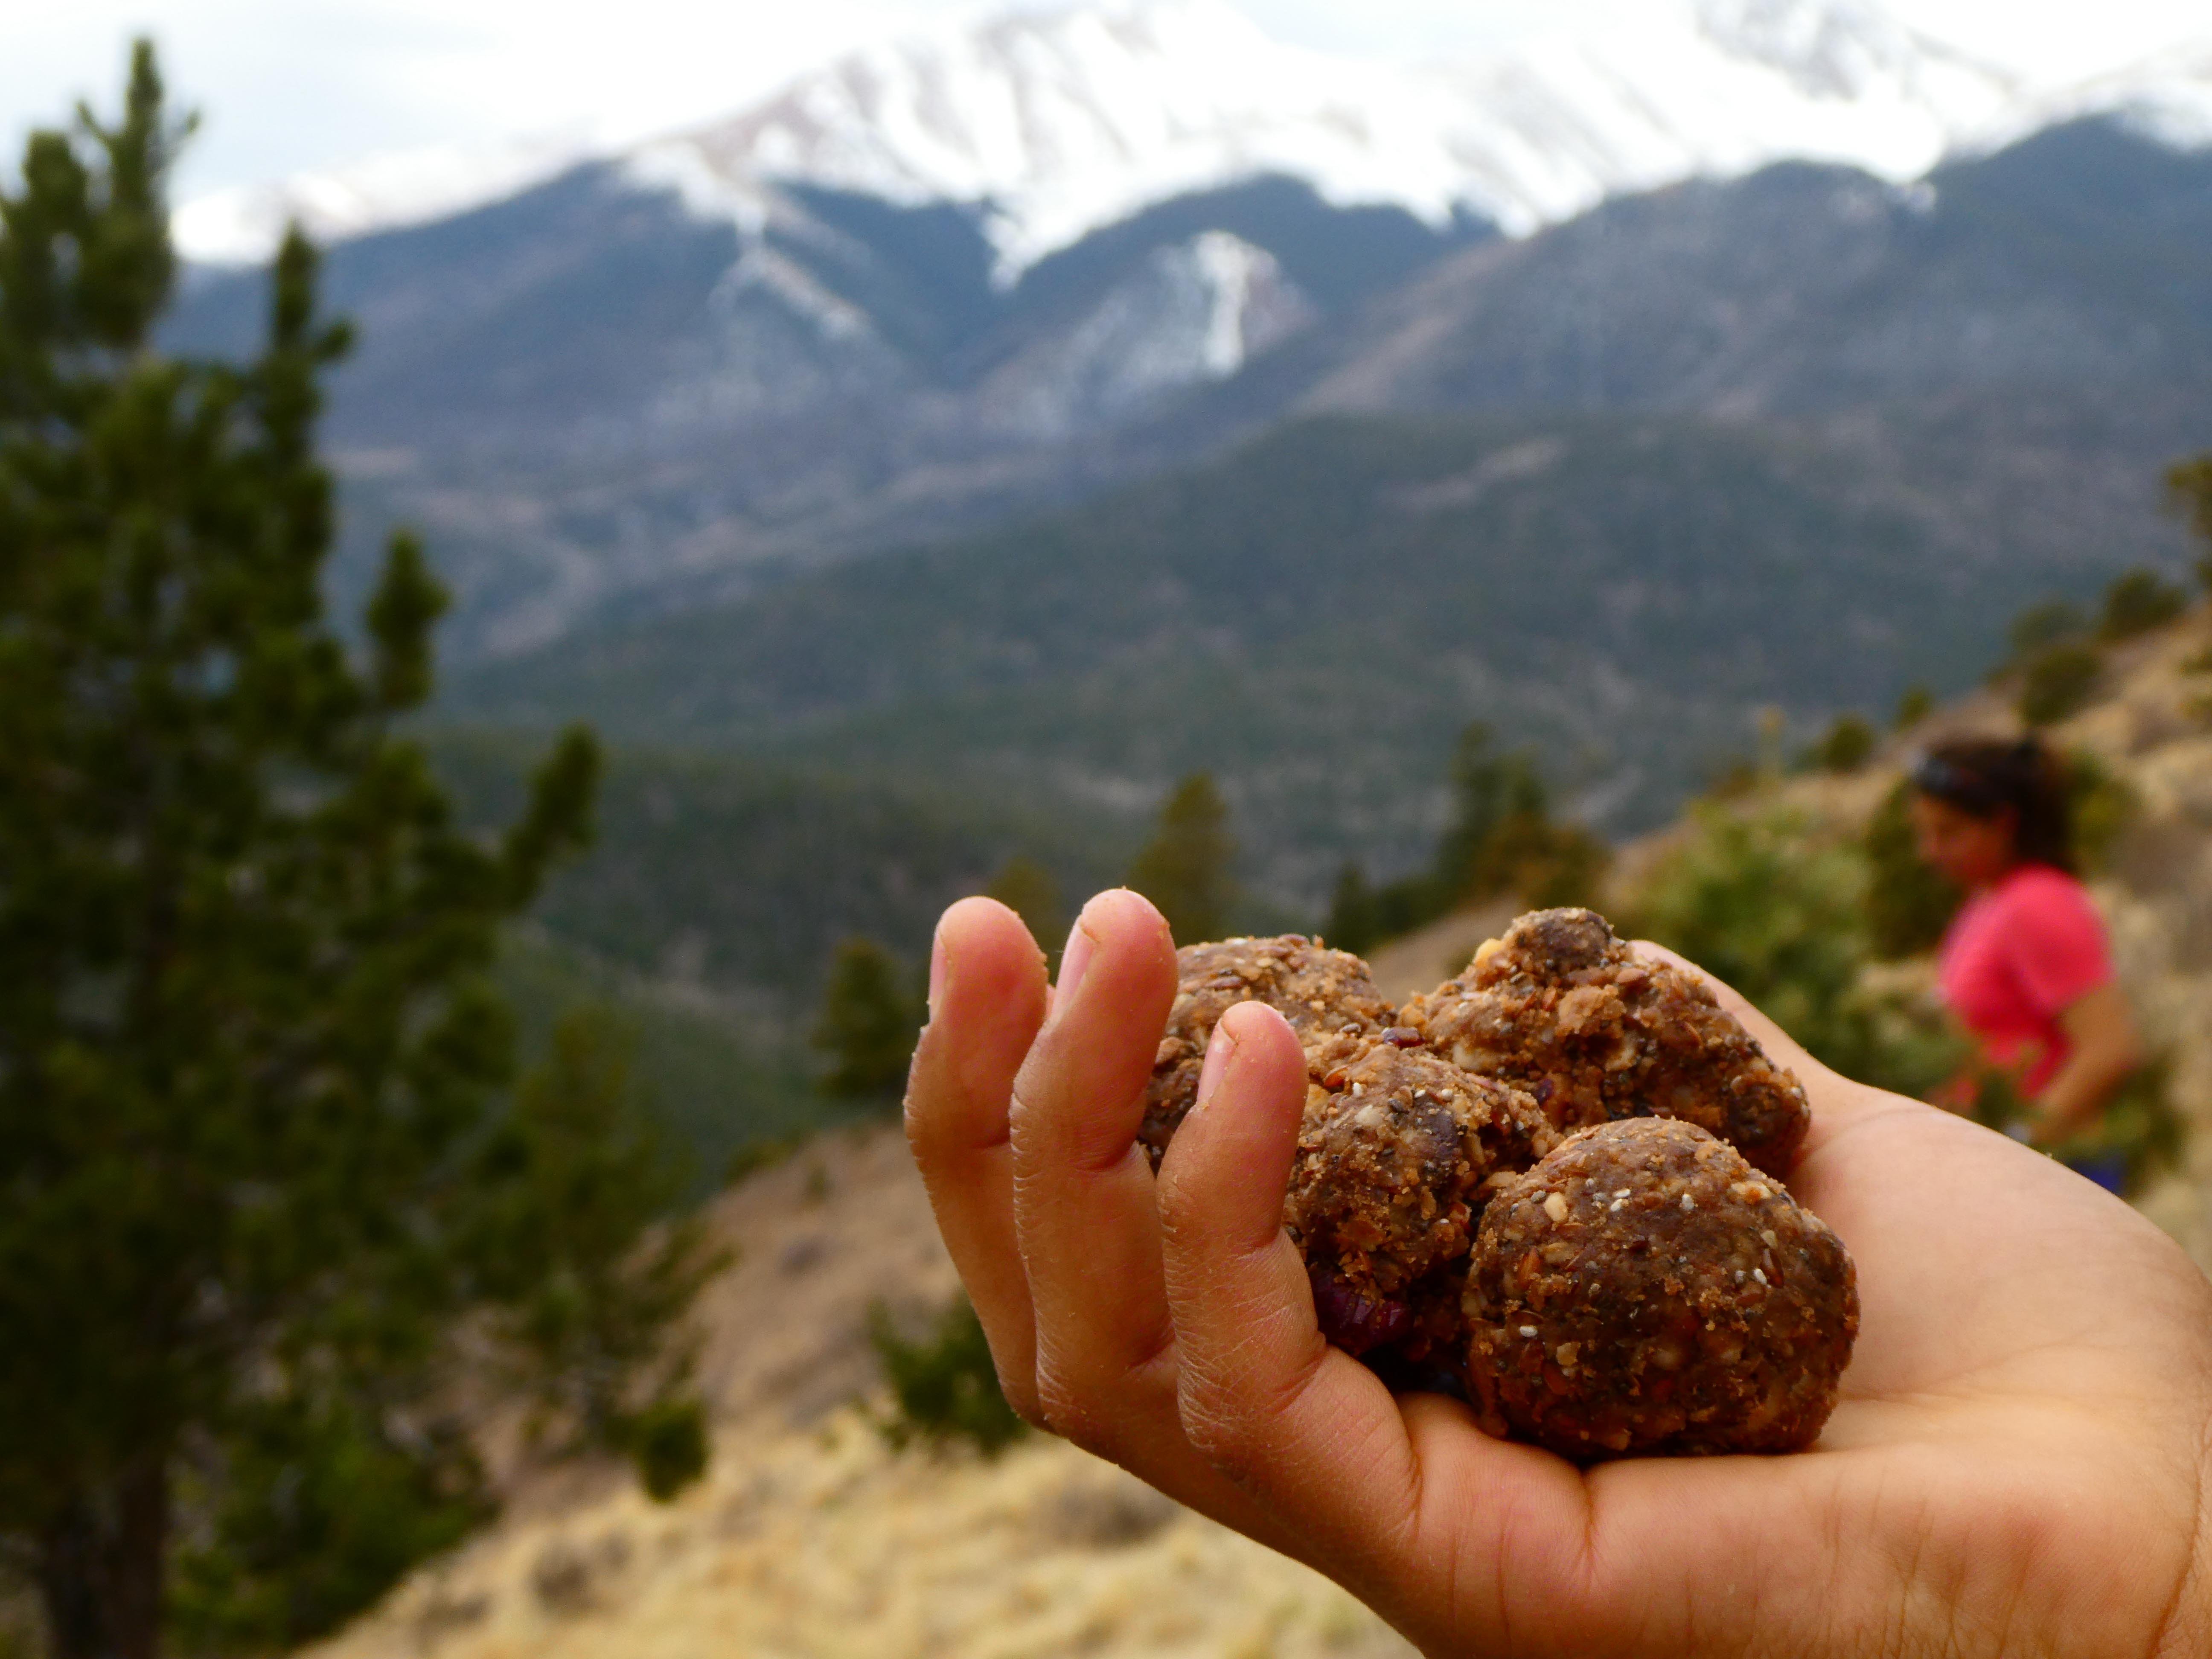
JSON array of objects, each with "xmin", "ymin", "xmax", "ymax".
[
  {"xmin": 905, "ymin": 897, "xmax": 1051, "ymax": 1415},
  {"xmin": 1156, "ymin": 1000, "xmax": 1431, "ymax": 1577},
  {"xmin": 1008, "ymin": 889, "xmax": 1182, "ymax": 1457},
  {"xmin": 1157, "ymin": 998, "xmax": 1596, "ymax": 1644}
]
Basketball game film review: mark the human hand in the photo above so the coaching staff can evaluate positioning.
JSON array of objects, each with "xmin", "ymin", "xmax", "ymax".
[{"xmin": 906, "ymin": 889, "xmax": 2212, "ymax": 1658}]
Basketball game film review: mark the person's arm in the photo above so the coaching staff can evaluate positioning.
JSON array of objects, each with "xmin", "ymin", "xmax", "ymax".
[
  {"xmin": 907, "ymin": 890, "xmax": 2212, "ymax": 1659},
  {"xmin": 2029, "ymin": 980, "xmax": 2143, "ymax": 1146}
]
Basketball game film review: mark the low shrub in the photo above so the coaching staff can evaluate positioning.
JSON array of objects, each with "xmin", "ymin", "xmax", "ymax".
[
  {"xmin": 2018, "ymin": 643, "xmax": 2102, "ymax": 727},
  {"xmin": 868, "ymin": 1295, "xmax": 1027, "ymax": 1458},
  {"xmin": 1862, "ymin": 780, "xmax": 1962, "ymax": 960},
  {"xmin": 1624, "ymin": 804, "xmax": 1961, "ymax": 1098},
  {"xmin": 1811, "ymin": 713, "xmax": 1877, "ymax": 773},
  {"xmin": 2098, "ymin": 567, "xmax": 2188, "ymax": 642},
  {"xmin": 629, "ymin": 1396, "xmax": 711, "ymax": 1502}
]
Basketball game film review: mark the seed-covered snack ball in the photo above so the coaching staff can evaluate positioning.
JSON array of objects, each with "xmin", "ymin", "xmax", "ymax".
[
  {"xmin": 1400, "ymin": 907, "xmax": 1810, "ymax": 1177},
  {"xmin": 1139, "ymin": 935, "xmax": 1394, "ymax": 1167},
  {"xmin": 1464, "ymin": 1118, "xmax": 1857, "ymax": 1460},
  {"xmin": 1285, "ymin": 1041, "xmax": 1554, "ymax": 1357}
]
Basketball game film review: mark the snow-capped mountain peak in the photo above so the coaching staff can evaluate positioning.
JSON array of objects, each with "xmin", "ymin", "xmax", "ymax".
[
  {"xmin": 627, "ymin": 0, "xmax": 2035, "ymax": 277},
  {"xmin": 1694, "ymin": 0, "xmax": 1981, "ymax": 99},
  {"xmin": 171, "ymin": 0, "xmax": 2212, "ymax": 271},
  {"xmin": 632, "ymin": 0, "xmax": 1423, "ymax": 282}
]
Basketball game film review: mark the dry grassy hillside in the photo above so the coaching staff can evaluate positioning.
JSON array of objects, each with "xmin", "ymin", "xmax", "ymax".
[
  {"xmin": 312, "ymin": 604, "xmax": 2212, "ymax": 1659},
  {"xmin": 309, "ymin": 1130, "xmax": 1414, "ymax": 1659}
]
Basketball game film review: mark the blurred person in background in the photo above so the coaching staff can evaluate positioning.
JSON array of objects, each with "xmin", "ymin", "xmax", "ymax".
[{"xmin": 1909, "ymin": 735, "xmax": 2142, "ymax": 1190}]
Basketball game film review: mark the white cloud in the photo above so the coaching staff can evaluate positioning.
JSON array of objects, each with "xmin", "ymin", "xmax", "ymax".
[{"xmin": 1, "ymin": 0, "xmax": 945, "ymax": 199}]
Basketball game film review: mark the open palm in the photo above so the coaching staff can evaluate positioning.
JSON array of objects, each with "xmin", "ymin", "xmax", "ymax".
[{"xmin": 906, "ymin": 889, "xmax": 2212, "ymax": 1658}]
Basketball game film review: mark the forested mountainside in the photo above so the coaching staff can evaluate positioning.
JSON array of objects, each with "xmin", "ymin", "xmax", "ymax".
[
  {"xmin": 437, "ymin": 730, "xmax": 1119, "ymax": 1004},
  {"xmin": 444, "ymin": 405, "xmax": 2195, "ymax": 905}
]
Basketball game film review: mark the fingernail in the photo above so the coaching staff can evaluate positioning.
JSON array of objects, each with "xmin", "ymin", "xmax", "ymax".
[
  {"xmin": 1195, "ymin": 1011, "xmax": 1241, "ymax": 1109},
  {"xmin": 1056, "ymin": 913, "xmax": 1099, "ymax": 1010},
  {"xmin": 927, "ymin": 923, "xmax": 951, "ymax": 1019}
]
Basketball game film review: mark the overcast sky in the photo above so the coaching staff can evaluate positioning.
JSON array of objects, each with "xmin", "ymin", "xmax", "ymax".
[{"xmin": 2, "ymin": 0, "xmax": 2203, "ymax": 207}]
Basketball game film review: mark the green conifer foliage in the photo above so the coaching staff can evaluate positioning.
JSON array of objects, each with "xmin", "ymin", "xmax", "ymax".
[
  {"xmin": 1126, "ymin": 773, "xmax": 1235, "ymax": 944},
  {"xmin": 0, "ymin": 48, "xmax": 639, "ymax": 1656},
  {"xmin": 165, "ymin": 1398, "xmax": 491, "ymax": 1651},
  {"xmin": 1323, "ymin": 724, "xmax": 1609, "ymax": 954},
  {"xmin": 1432, "ymin": 725, "xmax": 1609, "ymax": 915},
  {"xmin": 812, "ymin": 937, "xmax": 924, "ymax": 1100},
  {"xmin": 1324, "ymin": 860, "xmax": 1381, "ymax": 956},
  {"xmin": 1863, "ymin": 780, "xmax": 1962, "ymax": 960},
  {"xmin": 1429, "ymin": 722, "xmax": 1513, "ymax": 902},
  {"xmin": 1627, "ymin": 805, "xmax": 1959, "ymax": 1097},
  {"xmin": 2165, "ymin": 454, "xmax": 2212, "ymax": 594},
  {"xmin": 983, "ymin": 855, "xmax": 1064, "ymax": 953},
  {"xmin": 463, "ymin": 1010, "xmax": 724, "ymax": 1477},
  {"xmin": 867, "ymin": 1295, "xmax": 1027, "ymax": 1458},
  {"xmin": 2004, "ymin": 598, "xmax": 2088, "ymax": 665},
  {"xmin": 2098, "ymin": 567, "xmax": 2188, "ymax": 642},
  {"xmin": 2018, "ymin": 643, "xmax": 2103, "ymax": 727},
  {"xmin": 1811, "ymin": 713, "xmax": 1877, "ymax": 774}
]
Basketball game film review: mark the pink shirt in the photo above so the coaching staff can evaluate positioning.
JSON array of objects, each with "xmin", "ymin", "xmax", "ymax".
[{"xmin": 1937, "ymin": 863, "xmax": 2113, "ymax": 1093}]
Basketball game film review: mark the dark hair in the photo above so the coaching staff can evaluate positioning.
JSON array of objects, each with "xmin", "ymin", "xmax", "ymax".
[{"xmin": 1909, "ymin": 736, "xmax": 2075, "ymax": 873}]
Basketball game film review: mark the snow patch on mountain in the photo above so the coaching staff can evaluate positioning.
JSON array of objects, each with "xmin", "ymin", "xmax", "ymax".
[{"xmin": 978, "ymin": 227, "xmax": 1313, "ymax": 439}]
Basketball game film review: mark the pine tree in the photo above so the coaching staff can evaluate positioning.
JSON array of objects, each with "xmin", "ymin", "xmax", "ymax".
[
  {"xmin": 1429, "ymin": 722, "xmax": 1512, "ymax": 903},
  {"xmin": 464, "ymin": 1009, "xmax": 723, "ymax": 1479},
  {"xmin": 812, "ymin": 937, "xmax": 925, "ymax": 1100},
  {"xmin": 1126, "ymin": 773, "xmax": 1234, "ymax": 944},
  {"xmin": 1431, "ymin": 724, "xmax": 1608, "ymax": 913},
  {"xmin": 2167, "ymin": 454, "xmax": 2212, "ymax": 594},
  {"xmin": 1810, "ymin": 713, "xmax": 1876, "ymax": 774},
  {"xmin": 983, "ymin": 855, "xmax": 1063, "ymax": 952},
  {"xmin": 2097, "ymin": 567, "xmax": 2186, "ymax": 641},
  {"xmin": 0, "ymin": 47, "xmax": 650, "ymax": 1656},
  {"xmin": 1324, "ymin": 861, "xmax": 1380, "ymax": 955}
]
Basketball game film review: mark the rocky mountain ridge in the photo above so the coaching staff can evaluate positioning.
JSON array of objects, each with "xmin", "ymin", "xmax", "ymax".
[{"xmin": 166, "ymin": 114, "xmax": 2212, "ymax": 675}]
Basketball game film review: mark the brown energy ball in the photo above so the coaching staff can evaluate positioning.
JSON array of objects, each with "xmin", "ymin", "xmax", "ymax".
[
  {"xmin": 1285, "ymin": 1041, "xmax": 1553, "ymax": 1357},
  {"xmin": 1464, "ymin": 1118, "xmax": 1857, "ymax": 1460},
  {"xmin": 1399, "ymin": 907, "xmax": 1810, "ymax": 1177},
  {"xmin": 1139, "ymin": 935, "xmax": 1394, "ymax": 1167}
]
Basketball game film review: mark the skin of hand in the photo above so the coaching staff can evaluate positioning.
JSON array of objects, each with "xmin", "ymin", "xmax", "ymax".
[
  {"xmin": 2029, "ymin": 980, "xmax": 2145, "ymax": 1146},
  {"xmin": 906, "ymin": 888, "xmax": 2212, "ymax": 1659}
]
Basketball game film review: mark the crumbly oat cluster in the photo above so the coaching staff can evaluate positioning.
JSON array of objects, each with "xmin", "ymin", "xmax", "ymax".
[
  {"xmin": 1284, "ymin": 1042, "xmax": 1553, "ymax": 1356},
  {"xmin": 1144, "ymin": 912, "xmax": 1857, "ymax": 1460},
  {"xmin": 1463, "ymin": 1117, "xmax": 1858, "ymax": 1459},
  {"xmin": 1138, "ymin": 936, "xmax": 1392, "ymax": 1168},
  {"xmin": 1399, "ymin": 908, "xmax": 1811, "ymax": 1177}
]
